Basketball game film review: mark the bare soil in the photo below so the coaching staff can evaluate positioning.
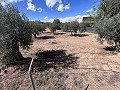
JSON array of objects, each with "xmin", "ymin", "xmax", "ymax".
[{"xmin": 0, "ymin": 30, "xmax": 120, "ymax": 90}]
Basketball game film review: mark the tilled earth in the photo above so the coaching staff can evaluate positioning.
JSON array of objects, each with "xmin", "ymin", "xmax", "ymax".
[{"xmin": 0, "ymin": 31, "xmax": 120, "ymax": 90}]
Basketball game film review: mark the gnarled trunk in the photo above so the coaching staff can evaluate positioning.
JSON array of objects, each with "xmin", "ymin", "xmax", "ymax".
[
  {"xmin": 2, "ymin": 39, "xmax": 24, "ymax": 65},
  {"xmin": 114, "ymin": 40, "xmax": 120, "ymax": 51}
]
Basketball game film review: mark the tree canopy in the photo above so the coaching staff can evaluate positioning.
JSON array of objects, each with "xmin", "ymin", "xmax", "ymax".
[
  {"xmin": 0, "ymin": 4, "xmax": 32, "ymax": 65},
  {"xmin": 29, "ymin": 21, "xmax": 45, "ymax": 38},
  {"xmin": 50, "ymin": 19, "xmax": 61, "ymax": 34},
  {"xmin": 96, "ymin": 0, "xmax": 120, "ymax": 51}
]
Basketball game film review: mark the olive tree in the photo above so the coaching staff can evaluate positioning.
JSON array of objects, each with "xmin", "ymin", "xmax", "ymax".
[
  {"xmin": 69, "ymin": 21, "xmax": 80, "ymax": 35},
  {"xmin": 30, "ymin": 21, "xmax": 45, "ymax": 38},
  {"xmin": 61, "ymin": 22, "xmax": 71, "ymax": 32},
  {"xmin": 50, "ymin": 19, "xmax": 61, "ymax": 34},
  {"xmin": 96, "ymin": 0, "xmax": 120, "ymax": 51},
  {"xmin": 96, "ymin": 13, "xmax": 120, "ymax": 50},
  {"xmin": 0, "ymin": 4, "xmax": 32, "ymax": 65},
  {"xmin": 50, "ymin": 23, "xmax": 58, "ymax": 34}
]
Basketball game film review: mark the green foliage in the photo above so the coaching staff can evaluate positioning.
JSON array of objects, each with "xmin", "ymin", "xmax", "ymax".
[
  {"xmin": 96, "ymin": 0, "xmax": 120, "ymax": 51},
  {"xmin": 61, "ymin": 22, "xmax": 70, "ymax": 32},
  {"xmin": 29, "ymin": 21, "xmax": 45, "ymax": 38},
  {"xmin": 69, "ymin": 21, "xmax": 80, "ymax": 35},
  {"xmin": 0, "ymin": 4, "xmax": 32, "ymax": 65},
  {"xmin": 69, "ymin": 21, "xmax": 79, "ymax": 31},
  {"xmin": 61, "ymin": 21, "xmax": 84, "ymax": 34},
  {"xmin": 50, "ymin": 23, "xmax": 58, "ymax": 34},
  {"xmin": 79, "ymin": 22, "xmax": 86, "ymax": 32},
  {"xmin": 53, "ymin": 19, "xmax": 61, "ymax": 26},
  {"xmin": 41, "ymin": 24, "xmax": 46, "ymax": 32},
  {"xmin": 50, "ymin": 19, "xmax": 61, "ymax": 34},
  {"xmin": 97, "ymin": 0, "xmax": 120, "ymax": 19},
  {"xmin": 44, "ymin": 22, "xmax": 51, "ymax": 28}
]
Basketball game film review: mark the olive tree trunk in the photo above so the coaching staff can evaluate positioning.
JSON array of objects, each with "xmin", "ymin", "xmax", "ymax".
[{"xmin": 3, "ymin": 39, "xmax": 24, "ymax": 65}]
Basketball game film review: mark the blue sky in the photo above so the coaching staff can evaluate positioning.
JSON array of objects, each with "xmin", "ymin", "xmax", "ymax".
[{"xmin": 0, "ymin": 0, "xmax": 100, "ymax": 22}]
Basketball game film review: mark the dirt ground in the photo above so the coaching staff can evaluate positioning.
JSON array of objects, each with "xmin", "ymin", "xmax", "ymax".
[{"xmin": 0, "ymin": 30, "xmax": 120, "ymax": 90}]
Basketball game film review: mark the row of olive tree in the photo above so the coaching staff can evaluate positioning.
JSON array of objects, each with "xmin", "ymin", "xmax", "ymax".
[
  {"xmin": 48, "ymin": 19, "xmax": 84, "ymax": 35},
  {"xmin": 0, "ymin": 4, "xmax": 32, "ymax": 65},
  {"xmin": 0, "ymin": 3, "xmax": 89, "ymax": 66},
  {"xmin": 61, "ymin": 21, "xmax": 83, "ymax": 35},
  {"xmin": 95, "ymin": 0, "xmax": 120, "ymax": 51},
  {"xmin": 29, "ymin": 21, "xmax": 46, "ymax": 38}
]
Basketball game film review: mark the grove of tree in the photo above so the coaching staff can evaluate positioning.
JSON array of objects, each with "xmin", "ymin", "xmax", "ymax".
[{"xmin": 1, "ymin": 0, "xmax": 120, "ymax": 66}]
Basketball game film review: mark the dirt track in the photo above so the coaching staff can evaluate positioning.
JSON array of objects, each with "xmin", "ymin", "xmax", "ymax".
[{"xmin": 1, "ymin": 31, "xmax": 120, "ymax": 90}]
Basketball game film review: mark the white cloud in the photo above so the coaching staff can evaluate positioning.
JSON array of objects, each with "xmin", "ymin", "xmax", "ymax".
[
  {"xmin": 42, "ymin": 15, "xmax": 90, "ymax": 23},
  {"xmin": 45, "ymin": 0, "xmax": 70, "ymax": 12},
  {"xmin": 1, "ymin": 1, "xmax": 6, "ymax": 6},
  {"xmin": 27, "ymin": 1, "xmax": 36, "ymax": 11},
  {"xmin": 59, "ymin": 15, "xmax": 82, "ymax": 22},
  {"xmin": 45, "ymin": 0, "xmax": 62, "ymax": 8},
  {"xmin": 64, "ymin": 3, "xmax": 70, "ymax": 10},
  {"xmin": 82, "ymin": 15, "xmax": 90, "ymax": 17},
  {"xmin": 27, "ymin": 0, "xmax": 43, "ymax": 12},
  {"xmin": 85, "ymin": 8, "xmax": 97, "ymax": 16},
  {"xmin": 0, "ymin": 0, "xmax": 23, "ymax": 6},
  {"xmin": 57, "ymin": 3, "xmax": 70, "ymax": 12},
  {"xmin": 37, "ymin": 7, "xmax": 42, "ymax": 13},
  {"xmin": 1, "ymin": 0, "xmax": 42, "ymax": 12},
  {"xmin": 44, "ymin": 18, "xmax": 54, "ymax": 22},
  {"xmin": 44, "ymin": 16, "xmax": 48, "ymax": 20},
  {"xmin": 57, "ymin": 4, "xmax": 64, "ymax": 12},
  {"xmin": 28, "ymin": 0, "xmax": 32, "ymax": 2},
  {"xmin": 86, "ymin": 8, "xmax": 93, "ymax": 13}
]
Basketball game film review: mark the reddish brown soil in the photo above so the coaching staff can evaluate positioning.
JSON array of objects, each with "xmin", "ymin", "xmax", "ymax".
[{"xmin": 0, "ymin": 30, "xmax": 120, "ymax": 90}]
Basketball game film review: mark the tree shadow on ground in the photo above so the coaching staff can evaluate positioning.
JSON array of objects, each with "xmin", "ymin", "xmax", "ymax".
[
  {"xmin": 54, "ymin": 32, "xmax": 66, "ymax": 35},
  {"xmin": 78, "ymin": 52, "xmax": 106, "ymax": 55},
  {"xmin": 103, "ymin": 46, "xmax": 116, "ymax": 51},
  {"xmin": 19, "ymin": 50, "xmax": 79, "ymax": 72},
  {"xmin": 45, "ymin": 32, "xmax": 51, "ymax": 34},
  {"xmin": 69, "ymin": 34, "xmax": 89, "ymax": 37},
  {"xmin": 36, "ymin": 36, "xmax": 55, "ymax": 40},
  {"xmin": 32, "ymin": 50, "xmax": 79, "ymax": 72}
]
